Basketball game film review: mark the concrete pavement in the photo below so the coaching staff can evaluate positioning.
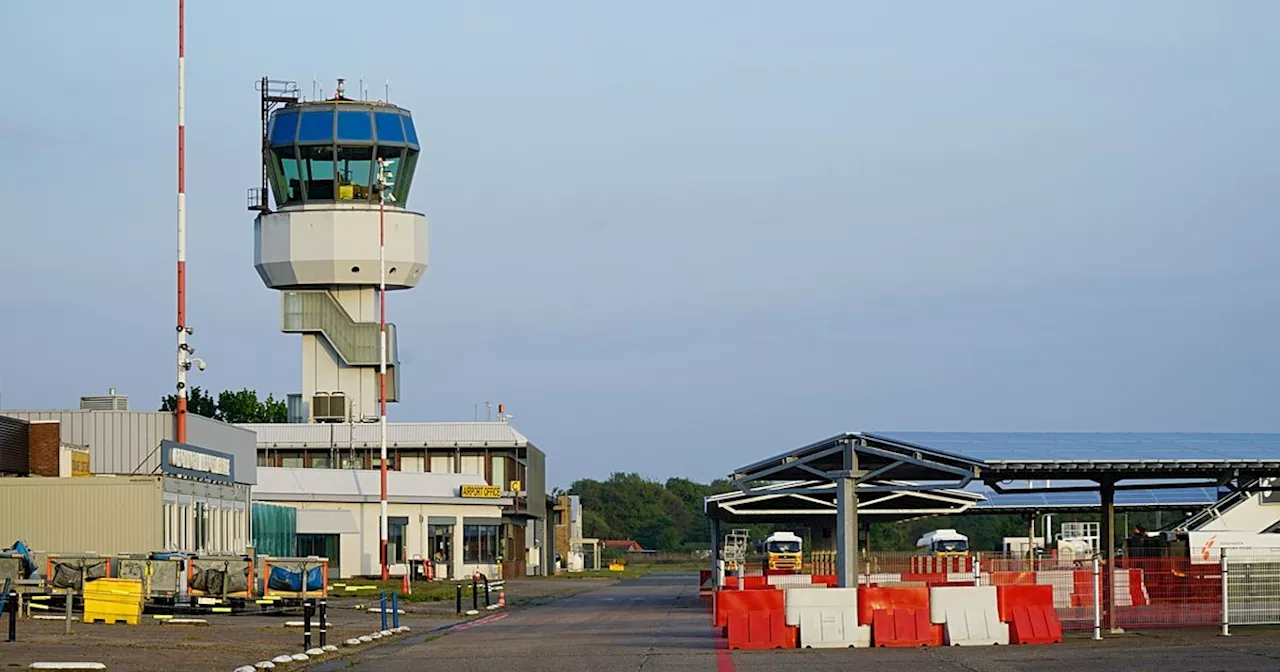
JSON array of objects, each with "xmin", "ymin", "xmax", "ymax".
[{"xmin": 326, "ymin": 572, "xmax": 1280, "ymax": 672}]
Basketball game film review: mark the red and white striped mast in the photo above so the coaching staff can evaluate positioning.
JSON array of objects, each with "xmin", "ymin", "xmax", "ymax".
[
  {"xmin": 175, "ymin": 0, "xmax": 203, "ymax": 441},
  {"xmin": 375, "ymin": 156, "xmax": 396, "ymax": 581},
  {"xmin": 175, "ymin": 0, "xmax": 188, "ymax": 442}
]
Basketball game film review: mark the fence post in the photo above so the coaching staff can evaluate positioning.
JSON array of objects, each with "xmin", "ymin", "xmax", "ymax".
[
  {"xmin": 1092, "ymin": 555, "xmax": 1102, "ymax": 641},
  {"xmin": 1220, "ymin": 548, "xmax": 1230, "ymax": 637},
  {"xmin": 973, "ymin": 554, "xmax": 981, "ymax": 587},
  {"xmin": 303, "ymin": 598, "xmax": 313, "ymax": 650},
  {"xmin": 455, "ymin": 584, "xmax": 462, "ymax": 615},
  {"xmin": 318, "ymin": 598, "xmax": 327, "ymax": 647},
  {"xmin": 391, "ymin": 592, "xmax": 400, "ymax": 629},
  {"xmin": 380, "ymin": 592, "xmax": 388, "ymax": 631},
  {"xmin": 64, "ymin": 587, "xmax": 72, "ymax": 636},
  {"xmin": 736, "ymin": 564, "xmax": 744, "ymax": 591}
]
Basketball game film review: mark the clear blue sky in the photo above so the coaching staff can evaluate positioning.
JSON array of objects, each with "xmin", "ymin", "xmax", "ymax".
[{"xmin": 2, "ymin": 2, "xmax": 1278, "ymax": 488}]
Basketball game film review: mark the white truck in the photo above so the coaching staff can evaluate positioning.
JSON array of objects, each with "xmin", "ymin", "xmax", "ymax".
[{"xmin": 916, "ymin": 529, "xmax": 970, "ymax": 556}]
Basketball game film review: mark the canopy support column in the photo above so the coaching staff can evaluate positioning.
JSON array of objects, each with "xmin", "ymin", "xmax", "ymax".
[
  {"xmin": 835, "ymin": 439, "xmax": 867, "ymax": 588},
  {"xmin": 709, "ymin": 516, "xmax": 720, "ymax": 588},
  {"xmin": 1100, "ymin": 479, "xmax": 1121, "ymax": 633}
]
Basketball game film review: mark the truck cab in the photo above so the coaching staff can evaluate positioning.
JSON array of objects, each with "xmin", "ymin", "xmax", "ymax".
[
  {"xmin": 916, "ymin": 529, "xmax": 970, "ymax": 556},
  {"xmin": 764, "ymin": 531, "xmax": 804, "ymax": 573}
]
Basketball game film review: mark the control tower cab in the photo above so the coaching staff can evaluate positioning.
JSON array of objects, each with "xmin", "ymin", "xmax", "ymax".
[{"xmin": 250, "ymin": 78, "xmax": 427, "ymax": 423}]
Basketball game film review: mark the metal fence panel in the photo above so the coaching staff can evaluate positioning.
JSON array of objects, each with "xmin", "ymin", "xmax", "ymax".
[{"xmin": 1226, "ymin": 550, "xmax": 1280, "ymax": 626}]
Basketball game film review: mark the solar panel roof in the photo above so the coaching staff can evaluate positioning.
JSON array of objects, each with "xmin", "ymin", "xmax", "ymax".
[
  {"xmin": 968, "ymin": 482, "xmax": 1222, "ymax": 511},
  {"xmin": 869, "ymin": 432, "xmax": 1280, "ymax": 463}
]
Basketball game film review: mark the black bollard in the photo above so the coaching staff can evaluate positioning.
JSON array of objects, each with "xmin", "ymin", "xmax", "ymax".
[
  {"xmin": 483, "ymin": 575, "xmax": 491, "ymax": 608},
  {"xmin": 455, "ymin": 584, "xmax": 462, "ymax": 615},
  {"xmin": 318, "ymin": 598, "xmax": 327, "ymax": 647},
  {"xmin": 391, "ymin": 592, "xmax": 400, "ymax": 629},
  {"xmin": 7, "ymin": 589, "xmax": 16, "ymax": 643},
  {"xmin": 471, "ymin": 578, "xmax": 478, "ymax": 612},
  {"xmin": 302, "ymin": 598, "xmax": 313, "ymax": 650}
]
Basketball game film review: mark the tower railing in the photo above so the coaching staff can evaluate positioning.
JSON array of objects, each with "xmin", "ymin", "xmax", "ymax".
[{"xmin": 281, "ymin": 290, "xmax": 400, "ymax": 399}]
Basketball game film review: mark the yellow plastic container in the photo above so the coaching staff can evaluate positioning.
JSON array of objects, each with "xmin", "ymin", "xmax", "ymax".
[{"xmin": 83, "ymin": 578, "xmax": 143, "ymax": 625}]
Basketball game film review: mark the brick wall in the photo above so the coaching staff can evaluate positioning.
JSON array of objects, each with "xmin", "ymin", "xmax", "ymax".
[{"xmin": 27, "ymin": 421, "xmax": 61, "ymax": 477}]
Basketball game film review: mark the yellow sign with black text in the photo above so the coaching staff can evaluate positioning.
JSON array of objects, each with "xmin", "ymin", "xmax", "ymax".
[
  {"xmin": 460, "ymin": 484, "xmax": 502, "ymax": 499},
  {"xmin": 508, "ymin": 480, "xmax": 522, "ymax": 492}
]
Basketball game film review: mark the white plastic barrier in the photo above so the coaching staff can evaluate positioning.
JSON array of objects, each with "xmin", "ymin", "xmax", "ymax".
[
  {"xmin": 928, "ymin": 586, "xmax": 1009, "ymax": 646},
  {"xmin": 784, "ymin": 587, "xmax": 871, "ymax": 648},
  {"xmin": 767, "ymin": 574, "xmax": 814, "ymax": 586}
]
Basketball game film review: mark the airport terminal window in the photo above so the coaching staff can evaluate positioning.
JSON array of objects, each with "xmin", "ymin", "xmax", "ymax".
[
  {"xmin": 373, "ymin": 144, "xmax": 403, "ymax": 202},
  {"xmin": 429, "ymin": 524, "xmax": 453, "ymax": 564},
  {"xmin": 340, "ymin": 456, "xmax": 364, "ymax": 469},
  {"xmin": 429, "ymin": 454, "xmax": 454, "ymax": 473},
  {"xmin": 269, "ymin": 111, "xmax": 298, "ymax": 146},
  {"xmin": 280, "ymin": 454, "xmax": 304, "ymax": 468},
  {"xmin": 303, "ymin": 145, "xmax": 336, "ymax": 200},
  {"xmin": 463, "ymin": 524, "xmax": 500, "ymax": 564},
  {"xmin": 297, "ymin": 109, "xmax": 334, "ymax": 143},
  {"xmin": 270, "ymin": 146, "xmax": 304, "ymax": 204},
  {"xmin": 374, "ymin": 112, "xmax": 404, "ymax": 143},
  {"xmin": 403, "ymin": 114, "xmax": 419, "ymax": 146},
  {"xmin": 337, "ymin": 145, "xmax": 373, "ymax": 200},
  {"xmin": 460, "ymin": 454, "xmax": 484, "ymax": 476},
  {"xmin": 393, "ymin": 149, "xmax": 417, "ymax": 205},
  {"xmin": 387, "ymin": 516, "xmax": 408, "ymax": 564},
  {"xmin": 310, "ymin": 454, "xmax": 332, "ymax": 469},
  {"xmin": 336, "ymin": 110, "xmax": 373, "ymax": 142},
  {"xmin": 491, "ymin": 457, "xmax": 506, "ymax": 490}
]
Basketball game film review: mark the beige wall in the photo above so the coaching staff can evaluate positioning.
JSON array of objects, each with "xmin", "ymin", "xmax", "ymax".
[{"xmin": 0, "ymin": 476, "xmax": 163, "ymax": 555}]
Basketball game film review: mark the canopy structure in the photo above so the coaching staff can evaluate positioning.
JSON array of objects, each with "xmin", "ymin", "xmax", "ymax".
[
  {"xmin": 708, "ymin": 430, "xmax": 1280, "ymax": 632},
  {"xmin": 705, "ymin": 479, "xmax": 986, "ymax": 525}
]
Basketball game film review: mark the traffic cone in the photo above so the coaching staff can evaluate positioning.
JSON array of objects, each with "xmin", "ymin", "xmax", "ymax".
[
  {"xmin": 498, "ymin": 589, "xmax": 506, "ymax": 609},
  {"xmin": 402, "ymin": 572, "xmax": 410, "ymax": 595}
]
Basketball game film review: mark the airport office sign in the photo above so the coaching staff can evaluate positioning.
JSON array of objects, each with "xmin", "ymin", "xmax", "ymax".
[
  {"xmin": 160, "ymin": 440, "xmax": 235, "ymax": 484},
  {"xmin": 460, "ymin": 484, "xmax": 502, "ymax": 499}
]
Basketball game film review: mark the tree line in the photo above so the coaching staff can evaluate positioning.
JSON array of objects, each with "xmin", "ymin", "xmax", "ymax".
[
  {"xmin": 567, "ymin": 472, "xmax": 1188, "ymax": 553},
  {"xmin": 159, "ymin": 387, "xmax": 288, "ymax": 423}
]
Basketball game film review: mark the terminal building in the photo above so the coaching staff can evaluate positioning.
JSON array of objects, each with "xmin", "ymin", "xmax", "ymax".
[
  {"xmin": 241, "ymin": 420, "xmax": 550, "ymax": 579},
  {"xmin": 0, "ymin": 390, "xmax": 257, "ymax": 557}
]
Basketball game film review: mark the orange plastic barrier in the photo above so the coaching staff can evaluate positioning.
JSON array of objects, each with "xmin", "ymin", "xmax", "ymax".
[
  {"xmin": 715, "ymin": 589, "xmax": 784, "ymax": 628},
  {"xmin": 858, "ymin": 586, "xmax": 929, "ymax": 626},
  {"xmin": 996, "ymin": 584, "xmax": 1054, "ymax": 622},
  {"xmin": 872, "ymin": 609, "xmax": 943, "ymax": 647},
  {"xmin": 811, "ymin": 575, "xmax": 839, "ymax": 587},
  {"xmin": 726, "ymin": 609, "xmax": 797, "ymax": 650},
  {"xmin": 722, "ymin": 575, "xmax": 770, "ymax": 590},
  {"xmin": 1009, "ymin": 604, "xmax": 1063, "ymax": 644}
]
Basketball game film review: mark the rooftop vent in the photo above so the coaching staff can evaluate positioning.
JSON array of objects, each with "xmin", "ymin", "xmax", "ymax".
[{"xmin": 79, "ymin": 388, "xmax": 128, "ymax": 411}]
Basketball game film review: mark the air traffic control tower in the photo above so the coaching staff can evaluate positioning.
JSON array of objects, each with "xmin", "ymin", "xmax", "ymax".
[{"xmin": 249, "ymin": 79, "xmax": 427, "ymax": 423}]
